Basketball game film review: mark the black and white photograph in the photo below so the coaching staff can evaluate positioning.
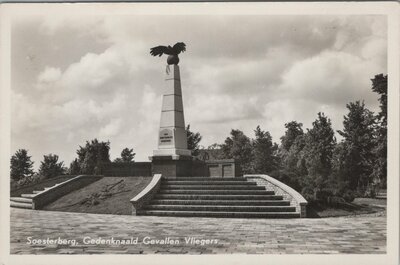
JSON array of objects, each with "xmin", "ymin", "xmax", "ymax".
[{"xmin": 0, "ymin": 2, "xmax": 398, "ymax": 265}]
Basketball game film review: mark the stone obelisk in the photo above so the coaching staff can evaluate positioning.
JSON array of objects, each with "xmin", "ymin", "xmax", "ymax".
[
  {"xmin": 149, "ymin": 42, "xmax": 193, "ymax": 177},
  {"xmin": 153, "ymin": 65, "xmax": 191, "ymax": 158}
]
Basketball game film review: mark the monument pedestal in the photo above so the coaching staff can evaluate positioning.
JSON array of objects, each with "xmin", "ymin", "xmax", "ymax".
[
  {"xmin": 150, "ymin": 155, "xmax": 193, "ymax": 178},
  {"xmin": 151, "ymin": 64, "xmax": 193, "ymax": 177}
]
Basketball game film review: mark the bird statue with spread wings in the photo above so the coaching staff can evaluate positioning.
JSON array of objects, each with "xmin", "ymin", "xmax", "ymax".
[{"xmin": 150, "ymin": 42, "xmax": 186, "ymax": 65}]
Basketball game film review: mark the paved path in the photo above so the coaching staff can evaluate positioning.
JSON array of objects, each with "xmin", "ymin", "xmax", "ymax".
[{"xmin": 10, "ymin": 208, "xmax": 386, "ymax": 254}]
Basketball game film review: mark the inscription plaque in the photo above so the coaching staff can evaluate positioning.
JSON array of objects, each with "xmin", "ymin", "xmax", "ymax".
[{"xmin": 159, "ymin": 129, "xmax": 174, "ymax": 146}]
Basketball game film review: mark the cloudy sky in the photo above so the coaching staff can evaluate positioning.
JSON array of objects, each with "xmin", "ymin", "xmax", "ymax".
[{"xmin": 11, "ymin": 13, "xmax": 387, "ymax": 169}]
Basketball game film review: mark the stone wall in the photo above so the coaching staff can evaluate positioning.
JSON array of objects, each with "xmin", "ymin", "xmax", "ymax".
[
  {"xmin": 102, "ymin": 162, "xmax": 152, "ymax": 176},
  {"xmin": 102, "ymin": 159, "xmax": 241, "ymax": 178},
  {"xmin": 130, "ymin": 174, "xmax": 162, "ymax": 215},
  {"xmin": 205, "ymin": 159, "xmax": 241, "ymax": 177},
  {"xmin": 11, "ymin": 175, "xmax": 77, "ymax": 197},
  {"xmin": 192, "ymin": 159, "xmax": 208, "ymax": 177},
  {"xmin": 245, "ymin": 174, "xmax": 307, "ymax": 218},
  {"xmin": 32, "ymin": 175, "xmax": 102, "ymax": 209}
]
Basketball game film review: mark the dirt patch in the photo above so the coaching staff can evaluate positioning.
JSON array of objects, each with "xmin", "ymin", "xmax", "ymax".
[{"xmin": 43, "ymin": 176, "xmax": 152, "ymax": 215}]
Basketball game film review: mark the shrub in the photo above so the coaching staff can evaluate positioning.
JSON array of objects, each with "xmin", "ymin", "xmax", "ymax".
[
  {"xmin": 363, "ymin": 184, "xmax": 378, "ymax": 198},
  {"xmin": 342, "ymin": 189, "xmax": 356, "ymax": 202},
  {"xmin": 268, "ymin": 169, "xmax": 301, "ymax": 192},
  {"xmin": 11, "ymin": 173, "xmax": 45, "ymax": 190}
]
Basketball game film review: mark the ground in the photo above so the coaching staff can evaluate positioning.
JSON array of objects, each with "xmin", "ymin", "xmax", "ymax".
[{"xmin": 10, "ymin": 208, "xmax": 386, "ymax": 254}]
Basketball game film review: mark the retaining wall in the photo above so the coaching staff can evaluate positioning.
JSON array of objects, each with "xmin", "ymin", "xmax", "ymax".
[
  {"xmin": 11, "ymin": 175, "xmax": 77, "ymax": 197},
  {"xmin": 245, "ymin": 174, "xmax": 308, "ymax": 218},
  {"xmin": 130, "ymin": 174, "xmax": 162, "ymax": 215},
  {"xmin": 32, "ymin": 175, "xmax": 102, "ymax": 209}
]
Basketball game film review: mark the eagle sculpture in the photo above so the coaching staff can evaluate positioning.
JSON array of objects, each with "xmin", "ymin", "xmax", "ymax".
[{"xmin": 150, "ymin": 42, "xmax": 186, "ymax": 65}]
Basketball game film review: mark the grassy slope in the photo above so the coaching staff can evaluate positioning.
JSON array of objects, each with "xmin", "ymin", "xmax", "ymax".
[{"xmin": 43, "ymin": 176, "xmax": 152, "ymax": 215}]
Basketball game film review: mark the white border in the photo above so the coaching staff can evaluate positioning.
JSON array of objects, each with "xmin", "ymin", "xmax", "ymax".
[{"xmin": 0, "ymin": 2, "xmax": 398, "ymax": 265}]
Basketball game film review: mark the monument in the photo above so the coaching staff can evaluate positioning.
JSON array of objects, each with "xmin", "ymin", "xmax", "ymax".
[{"xmin": 149, "ymin": 42, "xmax": 193, "ymax": 177}]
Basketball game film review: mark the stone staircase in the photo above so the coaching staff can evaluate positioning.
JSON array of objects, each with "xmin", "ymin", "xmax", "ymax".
[
  {"xmin": 10, "ymin": 184, "xmax": 59, "ymax": 209},
  {"xmin": 137, "ymin": 177, "xmax": 300, "ymax": 218}
]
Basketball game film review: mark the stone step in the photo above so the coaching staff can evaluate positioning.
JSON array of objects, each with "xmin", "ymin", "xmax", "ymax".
[
  {"xmin": 21, "ymin": 193, "xmax": 36, "ymax": 198},
  {"xmin": 150, "ymin": 199, "xmax": 290, "ymax": 206},
  {"xmin": 10, "ymin": 197, "xmax": 33, "ymax": 203},
  {"xmin": 137, "ymin": 210, "xmax": 300, "ymax": 218},
  {"xmin": 162, "ymin": 181, "xmax": 256, "ymax": 186},
  {"xmin": 165, "ymin": 177, "xmax": 246, "ymax": 181},
  {"xmin": 10, "ymin": 201, "xmax": 32, "ymax": 209},
  {"xmin": 158, "ymin": 189, "xmax": 274, "ymax": 195},
  {"xmin": 154, "ymin": 194, "xmax": 283, "ymax": 200},
  {"xmin": 160, "ymin": 185, "xmax": 265, "ymax": 190},
  {"xmin": 144, "ymin": 205, "xmax": 296, "ymax": 212}
]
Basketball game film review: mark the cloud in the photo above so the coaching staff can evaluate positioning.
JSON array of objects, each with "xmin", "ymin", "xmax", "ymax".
[
  {"xmin": 280, "ymin": 50, "xmax": 382, "ymax": 106},
  {"xmin": 37, "ymin": 67, "xmax": 61, "ymax": 84},
  {"xmin": 10, "ymin": 14, "xmax": 387, "ymax": 168},
  {"xmin": 99, "ymin": 118, "xmax": 122, "ymax": 138}
]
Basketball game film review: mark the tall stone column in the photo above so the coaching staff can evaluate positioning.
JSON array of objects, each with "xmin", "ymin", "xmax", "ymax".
[
  {"xmin": 151, "ymin": 65, "xmax": 192, "ymax": 178},
  {"xmin": 153, "ymin": 65, "xmax": 191, "ymax": 158}
]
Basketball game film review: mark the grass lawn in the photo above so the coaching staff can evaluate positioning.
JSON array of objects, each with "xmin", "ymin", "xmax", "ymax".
[
  {"xmin": 43, "ymin": 176, "xmax": 152, "ymax": 215},
  {"xmin": 308, "ymin": 197, "xmax": 386, "ymax": 218}
]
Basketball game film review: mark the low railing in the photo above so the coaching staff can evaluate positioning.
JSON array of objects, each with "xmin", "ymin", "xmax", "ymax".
[
  {"xmin": 244, "ymin": 174, "xmax": 308, "ymax": 218},
  {"xmin": 130, "ymin": 174, "xmax": 162, "ymax": 215},
  {"xmin": 31, "ymin": 175, "xmax": 102, "ymax": 209}
]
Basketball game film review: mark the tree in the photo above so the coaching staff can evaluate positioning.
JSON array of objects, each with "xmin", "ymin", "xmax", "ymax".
[
  {"xmin": 10, "ymin": 149, "xmax": 34, "ymax": 181},
  {"xmin": 301, "ymin": 112, "xmax": 336, "ymax": 201},
  {"xmin": 38, "ymin": 154, "xmax": 65, "ymax": 179},
  {"xmin": 76, "ymin": 139, "xmax": 111, "ymax": 174},
  {"xmin": 280, "ymin": 121, "xmax": 304, "ymax": 152},
  {"xmin": 371, "ymin": 74, "xmax": 387, "ymax": 188},
  {"xmin": 69, "ymin": 158, "xmax": 80, "ymax": 175},
  {"xmin": 186, "ymin": 124, "xmax": 202, "ymax": 156},
  {"xmin": 279, "ymin": 121, "xmax": 305, "ymax": 174},
  {"xmin": 121, "ymin": 148, "xmax": 135, "ymax": 162},
  {"xmin": 371, "ymin": 74, "xmax": 387, "ymax": 126},
  {"xmin": 337, "ymin": 101, "xmax": 376, "ymax": 191},
  {"xmin": 330, "ymin": 142, "xmax": 356, "ymax": 202},
  {"xmin": 221, "ymin": 129, "xmax": 253, "ymax": 174},
  {"xmin": 284, "ymin": 134, "xmax": 308, "ymax": 176},
  {"xmin": 114, "ymin": 148, "xmax": 135, "ymax": 163},
  {"xmin": 252, "ymin": 126, "xmax": 279, "ymax": 174}
]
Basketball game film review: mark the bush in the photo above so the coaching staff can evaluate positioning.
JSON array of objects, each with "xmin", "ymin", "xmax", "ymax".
[
  {"xmin": 314, "ymin": 188, "xmax": 334, "ymax": 202},
  {"xmin": 363, "ymin": 184, "xmax": 378, "ymax": 198},
  {"xmin": 268, "ymin": 169, "xmax": 301, "ymax": 192},
  {"xmin": 11, "ymin": 173, "xmax": 45, "ymax": 190},
  {"xmin": 300, "ymin": 186, "xmax": 315, "ymax": 202},
  {"xmin": 342, "ymin": 189, "xmax": 356, "ymax": 202}
]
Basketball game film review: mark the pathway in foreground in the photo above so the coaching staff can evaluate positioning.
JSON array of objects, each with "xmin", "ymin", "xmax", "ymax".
[{"xmin": 10, "ymin": 208, "xmax": 386, "ymax": 254}]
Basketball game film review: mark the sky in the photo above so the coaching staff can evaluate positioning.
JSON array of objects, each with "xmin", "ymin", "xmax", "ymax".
[{"xmin": 11, "ymin": 14, "xmax": 387, "ymax": 169}]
